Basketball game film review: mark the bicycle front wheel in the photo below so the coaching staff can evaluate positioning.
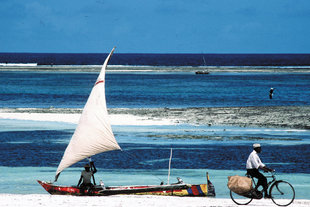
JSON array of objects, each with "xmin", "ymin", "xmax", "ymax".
[
  {"xmin": 230, "ymin": 190, "xmax": 253, "ymax": 205},
  {"xmin": 270, "ymin": 181, "xmax": 295, "ymax": 206}
]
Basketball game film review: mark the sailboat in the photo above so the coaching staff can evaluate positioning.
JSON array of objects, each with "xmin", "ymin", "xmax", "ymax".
[
  {"xmin": 38, "ymin": 48, "xmax": 215, "ymax": 196},
  {"xmin": 195, "ymin": 56, "xmax": 210, "ymax": 74}
]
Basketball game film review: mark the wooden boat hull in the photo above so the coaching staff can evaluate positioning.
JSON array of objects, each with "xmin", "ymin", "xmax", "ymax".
[
  {"xmin": 195, "ymin": 71, "xmax": 209, "ymax": 74},
  {"xmin": 37, "ymin": 180, "xmax": 215, "ymax": 197}
]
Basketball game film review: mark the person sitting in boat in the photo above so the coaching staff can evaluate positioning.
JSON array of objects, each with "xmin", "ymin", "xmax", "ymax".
[{"xmin": 77, "ymin": 161, "xmax": 97, "ymax": 189}]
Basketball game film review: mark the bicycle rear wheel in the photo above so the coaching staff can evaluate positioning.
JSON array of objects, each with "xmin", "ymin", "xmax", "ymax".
[
  {"xmin": 270, "ymin": 181, "xmax": 295, "ymax": 206},
  {"xmin": 230, "ymin": 190, "xmax": 253, "ymax": 205}
]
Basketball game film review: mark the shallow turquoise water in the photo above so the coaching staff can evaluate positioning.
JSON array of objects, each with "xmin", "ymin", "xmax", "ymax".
[{"xmin": 1, "ymin": 167, "xmax": 309, "ymax": 199}]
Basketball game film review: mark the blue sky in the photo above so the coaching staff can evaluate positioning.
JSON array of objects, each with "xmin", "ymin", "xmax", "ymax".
[{"xmin": 1, "ymin": 0, "xmax": 309, "ymax": 53}]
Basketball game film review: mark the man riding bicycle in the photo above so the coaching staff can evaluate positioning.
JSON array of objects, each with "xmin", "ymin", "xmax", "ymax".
[{"xmin": 246, "ymin": 143, "xmax": 274, "ymax": 198}]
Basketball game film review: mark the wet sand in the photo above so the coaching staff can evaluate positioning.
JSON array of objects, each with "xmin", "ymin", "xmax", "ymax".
[
  {"xmin": 1, "ymin": 106, "xmax": 309, "ymax": 129},
  {"xmin": 111, "ymin": 106, "xmax": 310, "ymax": 129}
]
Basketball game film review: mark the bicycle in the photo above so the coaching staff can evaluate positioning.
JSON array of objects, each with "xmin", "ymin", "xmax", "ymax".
[{"xmin": 230, "ymin": 171, "xmax": 295, "ymax": 206}]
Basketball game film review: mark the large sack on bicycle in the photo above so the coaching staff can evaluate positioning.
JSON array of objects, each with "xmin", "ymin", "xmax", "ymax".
[{"xmin": 227, "ymin": 175, "xmax": 253, "ymax": 195}]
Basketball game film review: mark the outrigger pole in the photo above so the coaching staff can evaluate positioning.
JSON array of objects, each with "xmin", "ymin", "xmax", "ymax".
[
  {"xmin": 87, "ymin": 157, "xmax": 96, "ymax": 185},
  {"xmin": 167, "ymin": 148, "xmax": 173, "ymax": 184}
]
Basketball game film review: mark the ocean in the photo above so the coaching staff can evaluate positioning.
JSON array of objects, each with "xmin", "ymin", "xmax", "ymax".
[
  {"xmin": 1, "ymin": 71, "xmax": 310, "ymax": 108},
  {"xmin": 1, "ymin": 53, "xmax": 310, "ymax": 66},
  {"xmin": 0, "ymin": 53, "xmax": 310, "ymax": 198}
]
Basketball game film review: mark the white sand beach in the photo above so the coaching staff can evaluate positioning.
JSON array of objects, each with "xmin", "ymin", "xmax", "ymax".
[
  {"xmin": 0, "ymin": 109, "xmax": 176, "ymax": 126},
  {"xmin": 1, "ymin": 194, "xmax": 310, "ymax": 207}
]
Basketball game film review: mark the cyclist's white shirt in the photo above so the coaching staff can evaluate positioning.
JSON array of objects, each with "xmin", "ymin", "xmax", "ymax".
[{"xmin": 246, "ymin": 150, "xmax": 265, "ymax": 169}]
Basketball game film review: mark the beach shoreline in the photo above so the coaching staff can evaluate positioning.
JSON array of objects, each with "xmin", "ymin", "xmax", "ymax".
[
  {"xmin": 1, "ymin": 194, "xmax": 309, "ymax": 207},
  {"xmin": 1, "ymin": 106, "xmax": 309, "ymax": 129}
]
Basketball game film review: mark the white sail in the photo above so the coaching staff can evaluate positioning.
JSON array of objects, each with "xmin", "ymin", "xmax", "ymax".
[{"xmin": 56, "ymin": 47, "xmax": 121, "ymax": 178}]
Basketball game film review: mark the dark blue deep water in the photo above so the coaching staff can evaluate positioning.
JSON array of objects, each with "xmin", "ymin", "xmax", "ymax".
[
  {"xmin": 1, "ymin": 71, "xmax": 310, "ymax": 108},
  {"xmin": 1, "ymin": 53, "xmax": 310, "ymax": 66},
  {"xmin": 0, "ymin": 127, "xmax": 309, "ymax": 174}
]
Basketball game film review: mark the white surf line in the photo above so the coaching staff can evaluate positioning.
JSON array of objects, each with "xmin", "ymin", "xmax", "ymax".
[{"xmin": 0, "ymin": 113, "xmax": 177, "ymax": 126}]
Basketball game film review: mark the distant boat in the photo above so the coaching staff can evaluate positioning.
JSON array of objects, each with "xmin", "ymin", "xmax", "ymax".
[
  {"xmin": 37, "ymin": 47, "xmax": 216, "ymax": 197},
  {"xmin": 195, "ymin": 56, "xmax": 210, "ymax": 74},
  {"xmin": 195, "ymin": 71, "xmax": 210, "ymax": 75}
]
